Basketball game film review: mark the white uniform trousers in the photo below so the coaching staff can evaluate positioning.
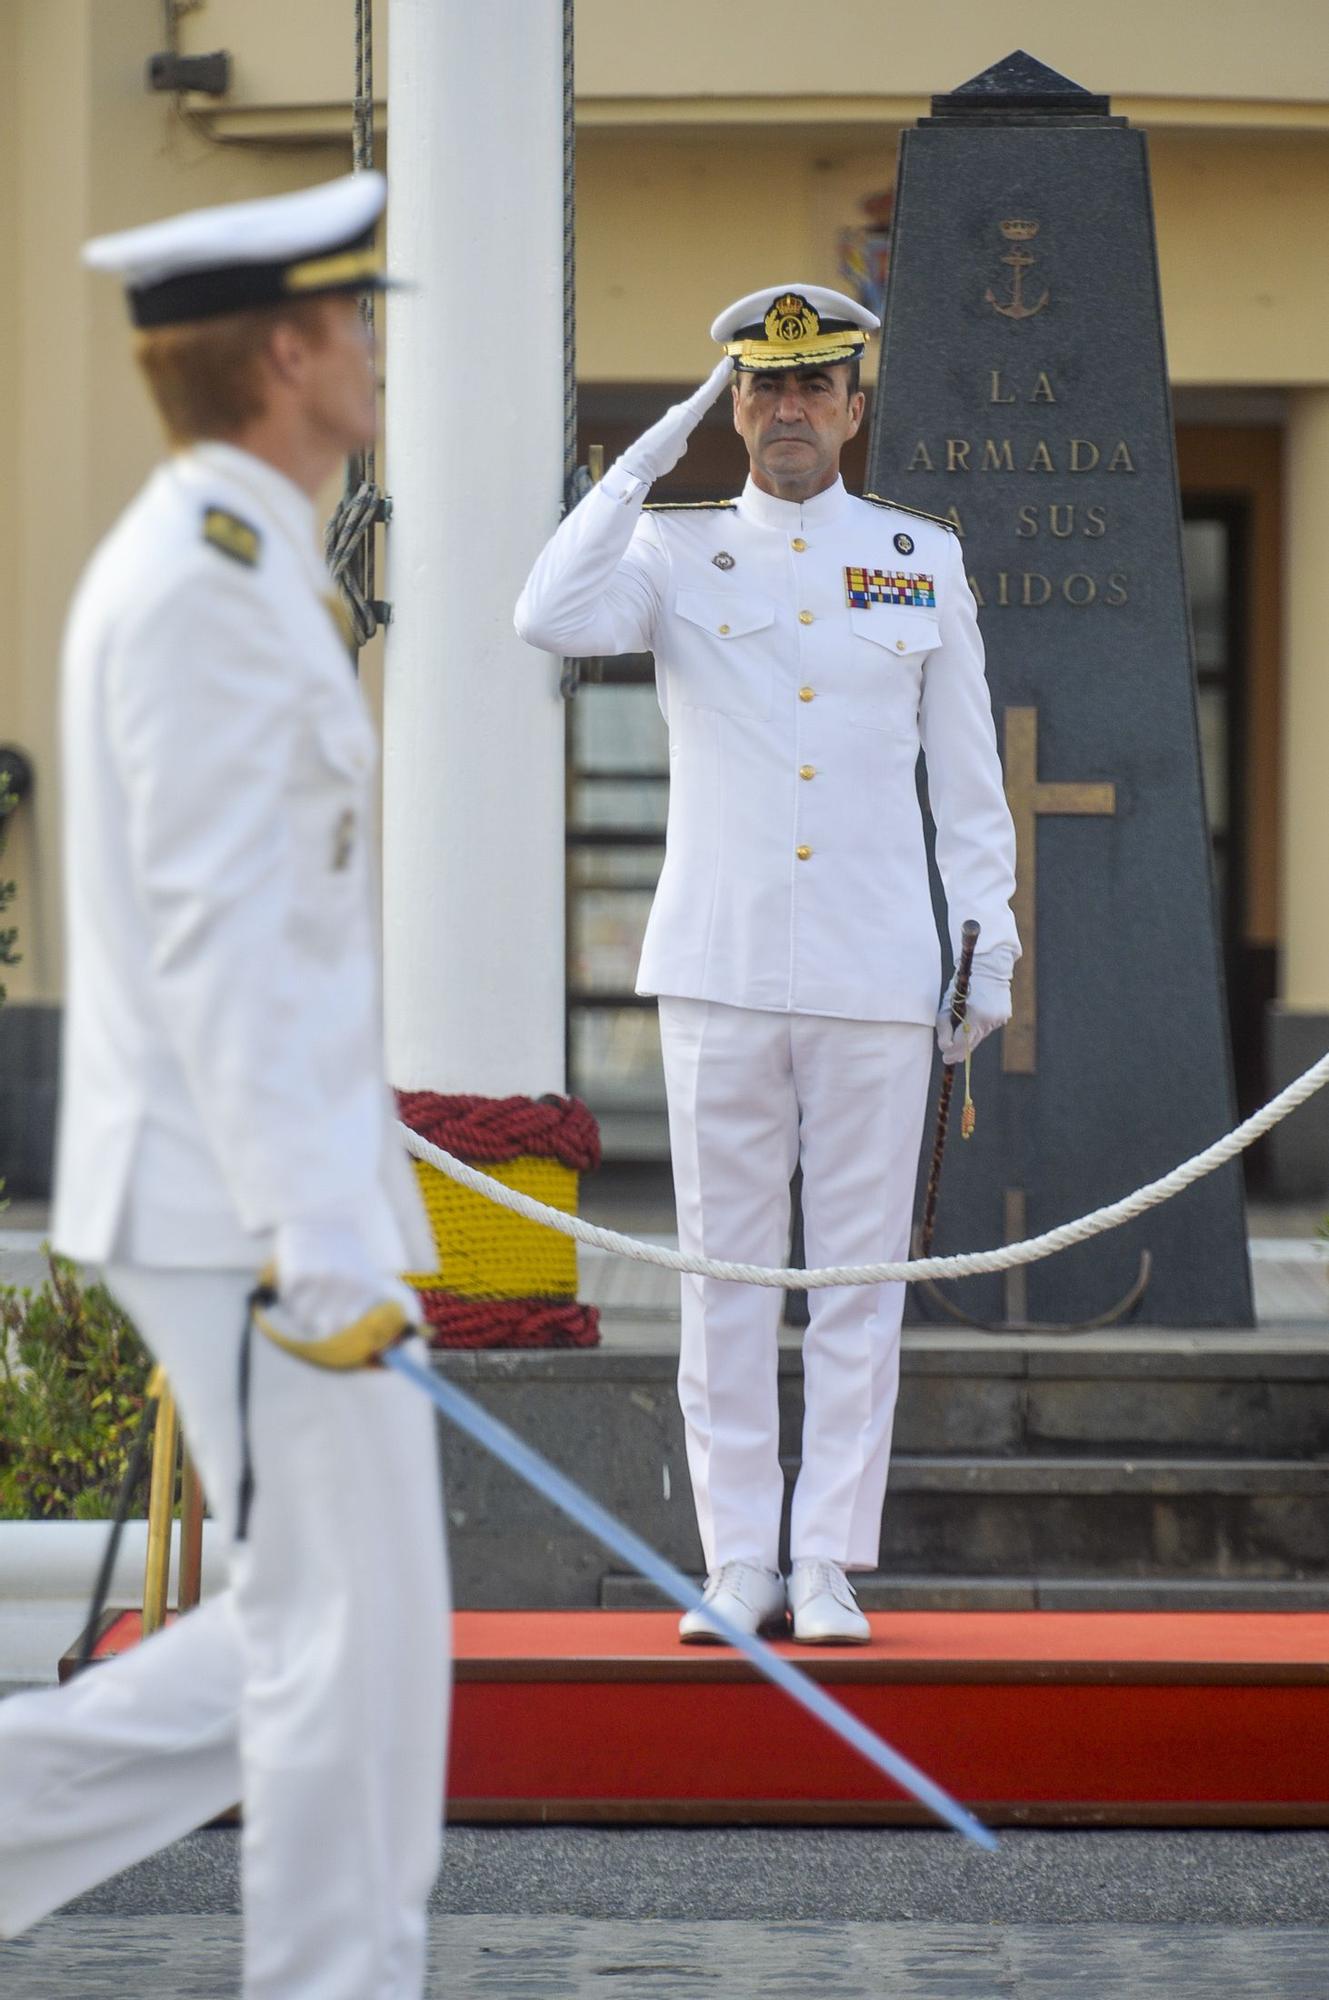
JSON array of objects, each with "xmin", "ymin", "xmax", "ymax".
[
  {"xmin": 659, "ymin": 1000, "xmax": 933, "ymax": 1575},
  {"xmin": 0, "ymin": 1266, "xmax": 449, "ymax": 2000}
]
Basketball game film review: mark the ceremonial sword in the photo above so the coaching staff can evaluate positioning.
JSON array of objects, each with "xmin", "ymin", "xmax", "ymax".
[
  {"xmin": 384, "ymin": 1344, "xmax": 996, "ymax": 1850},
  {"xmin": 246, "ymin": 1289, "xmax": 997, "ymax": 1848},
  {"xmin": 78, "ymin": 1261, "xmax": 999, "ymax": 1848}
]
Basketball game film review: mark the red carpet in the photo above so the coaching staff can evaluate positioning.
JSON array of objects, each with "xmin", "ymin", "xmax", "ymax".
[{"xmin": 72, "ymin": 1607, "xmax": 1329, "ymax": 1827}]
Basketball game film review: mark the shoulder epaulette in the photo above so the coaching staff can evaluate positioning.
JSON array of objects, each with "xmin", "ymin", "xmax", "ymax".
[
  {"xmin": 643, "ymin": 497, "xmax": 739, "ymax": 512},
  {"xmin": 202, "ymin": 505, "xmax": 262, "ymax": 567},
  {"xmin": 861, "ymin": 493, "xmax": 958, "ymax": 534}
]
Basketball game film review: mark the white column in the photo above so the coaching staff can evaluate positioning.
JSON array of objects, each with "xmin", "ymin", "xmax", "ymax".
[
  {"xmin": 383, "ymin": 0, "xmax": 567, "ymax": 1095},
  {"xmin": 1281, "ymin": 388, "xmax": 1329, "ymax": 1011}
]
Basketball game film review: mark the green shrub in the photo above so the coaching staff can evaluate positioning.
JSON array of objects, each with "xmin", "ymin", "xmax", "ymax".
[{"xmin": 0, "ymin": 1253, "xmax": 152, "ymax": 1520}]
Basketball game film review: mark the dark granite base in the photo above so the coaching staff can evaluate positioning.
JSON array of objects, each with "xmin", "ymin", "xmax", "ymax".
[
  {"xmin": 0, "ymin": 1002, "xmax": 59, "ymax": 1199},
  {"xmin": 1265, "ymin": 1004, "xmax": 1329, "ymax": 1201}
]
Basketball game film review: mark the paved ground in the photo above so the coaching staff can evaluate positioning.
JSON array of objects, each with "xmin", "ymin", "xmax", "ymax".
[
  {"xmin": 49, "ymin": 1826, "xmax": 1329, "ymax": 1925},
  {"xmin": 6, "ymin": 1915, "xmax": 1329, "ymax": 1997},
  {"xmin": 3, "ymin": 1828, "xmax": 1329, "ymax": 1995}
]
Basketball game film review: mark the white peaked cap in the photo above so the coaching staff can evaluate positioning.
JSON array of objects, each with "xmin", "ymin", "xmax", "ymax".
[
  {"xmin": 711, "ymin": 284, "xmax": 879, "ymax": 369},
  {"xmin": 83, "ymin": 172, "xmax": 390, "ymax": 328}
]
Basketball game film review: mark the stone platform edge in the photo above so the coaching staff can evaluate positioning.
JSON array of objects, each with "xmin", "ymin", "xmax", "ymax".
[{"xmin": 435, "ymin": 1322, "xmax": 1329, "ymax": 1383}]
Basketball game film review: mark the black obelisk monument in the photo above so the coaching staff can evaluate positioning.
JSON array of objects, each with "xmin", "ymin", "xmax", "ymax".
[{"xmin": 869, "ymin": 53, "xmax": 1253, "ymax": 1326}]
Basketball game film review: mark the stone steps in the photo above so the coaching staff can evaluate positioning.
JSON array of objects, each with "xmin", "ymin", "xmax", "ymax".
[
  {"xmin": 433, "ymin": 1331, "xmax": 1329, "ymax": 1609},
  {"xmin": 822, "ymin": 1334, "xmax": 1329, "ymax": 1461},
  {"xmin": 601, "ymin": 1574, "xmax": 1329, "ymax": 1613},
  {"xmin": 771, "ymin": 1455, "xmax": 1328, "ymax": 1584},
  {"xmin": 871, "ymin": 1459, "xmax": 1326, "ymax": 1583}
]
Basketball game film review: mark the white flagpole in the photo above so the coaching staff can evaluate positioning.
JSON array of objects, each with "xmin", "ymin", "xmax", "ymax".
[{"xmin": 383, "ymin": 0, "xmax": 567, "ymax": 1097}]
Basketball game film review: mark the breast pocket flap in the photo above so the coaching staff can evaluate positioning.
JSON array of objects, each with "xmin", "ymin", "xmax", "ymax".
[
  {"xmin": 673, "ymin": 589, "xmax": 774, "ymax": 641},
  {"xmin": 849, "ymin": 610, "xmax": 942, "ymax": 657}
]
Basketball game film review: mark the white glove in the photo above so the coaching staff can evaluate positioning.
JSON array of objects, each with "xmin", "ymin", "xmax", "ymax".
[
  {"xmin": 275, "ymin": 1216, "xmax": 418, "ymax": 1343},
  {"xmin": 935, "ymin": 968, "xmax": 1012, "ymax": 1066},
  {"xmin": 614, "ymin": 358, "xmax": 734, "ymax": 487}
]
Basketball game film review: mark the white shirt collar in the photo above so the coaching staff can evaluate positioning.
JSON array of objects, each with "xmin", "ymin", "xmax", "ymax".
[
  {"xmin": 737, "ymin": 472, "xmax": 851, "ymax": 533},
  {"xmin": 185, "ymin": 441, "xmax": 323, "ymax": 580}
]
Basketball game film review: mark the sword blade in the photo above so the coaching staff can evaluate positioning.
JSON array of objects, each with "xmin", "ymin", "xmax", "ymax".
[{"xmin": 385, "ymin": 1346, "xmax": 997, "ymax": 1851}]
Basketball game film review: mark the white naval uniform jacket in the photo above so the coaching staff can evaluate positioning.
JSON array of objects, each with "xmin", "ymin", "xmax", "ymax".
[
  {"xmin": 517, "ymin": 470, "xmax": 1019, "ymax": 1024},
  {"xmin": 52, "ymin": 442, "xmax": 431, "ymax": 1272}
]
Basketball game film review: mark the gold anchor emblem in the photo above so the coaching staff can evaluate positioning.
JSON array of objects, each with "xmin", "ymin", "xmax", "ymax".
[{"xmin": 985, "ymin": 218, "xmax": 1050, "ymax": 321}]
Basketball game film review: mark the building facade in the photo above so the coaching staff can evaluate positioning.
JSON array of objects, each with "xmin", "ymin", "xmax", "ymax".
[{"xmin": 3, "ymin": 0, "xmax": 1328, "ymax": 1194}]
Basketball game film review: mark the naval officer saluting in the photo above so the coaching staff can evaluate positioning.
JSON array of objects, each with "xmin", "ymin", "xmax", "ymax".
[
  {"xmin": 518, "ymin": 286, "xmax": 1019, "ymax": 1644},
  {"xmin": 0, "ymin": 176, "xmax": 447, "ymax": 1995}
]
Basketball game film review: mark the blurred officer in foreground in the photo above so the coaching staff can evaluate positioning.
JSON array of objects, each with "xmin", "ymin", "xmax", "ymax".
[
  {"xmin": 0, "ymin": 174, "xmax": 447, "ymax": 1998},
  {"xmin": 518, "ymin": 286, "xmax": 1018, "ymax": 1647}
]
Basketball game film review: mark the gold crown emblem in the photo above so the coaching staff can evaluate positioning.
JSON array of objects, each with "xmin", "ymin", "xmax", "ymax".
[
  {"xmin": 998, "ymin": 219, "xmax": 1040, "ymax": 241},
  {"xmin": 764, "ymin": 292, "xmax": 821, "ymax": 345}
]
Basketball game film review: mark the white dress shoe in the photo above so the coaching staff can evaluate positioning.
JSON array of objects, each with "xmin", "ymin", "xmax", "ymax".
[
  {"xmin": 678, "ymin": 1561, "xmax": 788, "ymax": 1644},
  {"xmin": 788, "ymin": 1558, "xmax": 871, "ymax": 1645}
]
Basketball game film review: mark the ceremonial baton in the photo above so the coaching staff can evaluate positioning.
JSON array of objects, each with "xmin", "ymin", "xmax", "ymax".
[
  {"xmin": 917, "ymin": 918, "xmax": 980, "ymax": 1260},
  {"xmin": 384, "ymin": 1346, "xmax": 997, "ymax": 1850}
]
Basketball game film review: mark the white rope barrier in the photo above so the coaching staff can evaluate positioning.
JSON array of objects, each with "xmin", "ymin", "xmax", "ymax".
[{"xmin": 398, "ymin": 1047, "xmax": 1329, "ymax": 1291}]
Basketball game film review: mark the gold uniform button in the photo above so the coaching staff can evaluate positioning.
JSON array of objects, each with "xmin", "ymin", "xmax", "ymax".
[
  {"xmin": 798, "ymin": 610, "xmax": 815, "ymax": 626},
  {"xmin": 791, "ymin": 537, "xmax": 808, "ymax": 552},
  {"xmin": 895, "ymin": 638, "xmax": 907, "ymax": 651},
  {"xmin": 719, "ymin": 623, "xmax": 731, "ymax": 635},
  {"xmin": 796, "ymin": 844, "xmax": 812, "ymax": 861},
  {"xmin": 799, "ymin": 764, "xmax": 816, "ymax": 780},
  {"xmin": 798, "ymin": 686, "xmax": 815, "ymax": 702}
]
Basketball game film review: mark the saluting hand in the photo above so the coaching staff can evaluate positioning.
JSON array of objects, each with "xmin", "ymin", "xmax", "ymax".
[{"xmin": 616, "ymin": 357, "xmax": 735, "ymax": 486}]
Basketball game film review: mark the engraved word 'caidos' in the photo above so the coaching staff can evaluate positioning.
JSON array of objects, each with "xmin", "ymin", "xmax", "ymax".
[{"xmin": 967, "ymin": 570, "xmax": 1129, "ymax": 609}]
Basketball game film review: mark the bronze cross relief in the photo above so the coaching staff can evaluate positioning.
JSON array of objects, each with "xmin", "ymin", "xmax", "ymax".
[
  {"xmin": 1002, "ymin": 706, "xmax": 1117, "ymax": 1074},
  {"xmin": 914, "ymin": 715, "xmax": 1152, "ymax": 1332}
]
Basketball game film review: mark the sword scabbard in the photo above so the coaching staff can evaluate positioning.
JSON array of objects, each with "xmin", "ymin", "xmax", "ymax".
[{"xmin": 916, "ymin": 918, "xmax": 981, "ymax": 1261}]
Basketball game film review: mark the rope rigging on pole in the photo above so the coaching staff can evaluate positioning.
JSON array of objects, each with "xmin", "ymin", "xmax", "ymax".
[
  {"xmin": 325, "ymin": 0, "xmax": 390, "ymax": 655},
  {"xmin": 560, "ymin": 0, "xmax": 587, "ymax": 700}
]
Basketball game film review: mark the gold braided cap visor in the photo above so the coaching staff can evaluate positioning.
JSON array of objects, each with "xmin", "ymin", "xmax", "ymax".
[{"xmin": 724, "ymin": 328, "xmax": 869, "ymax": 371}]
